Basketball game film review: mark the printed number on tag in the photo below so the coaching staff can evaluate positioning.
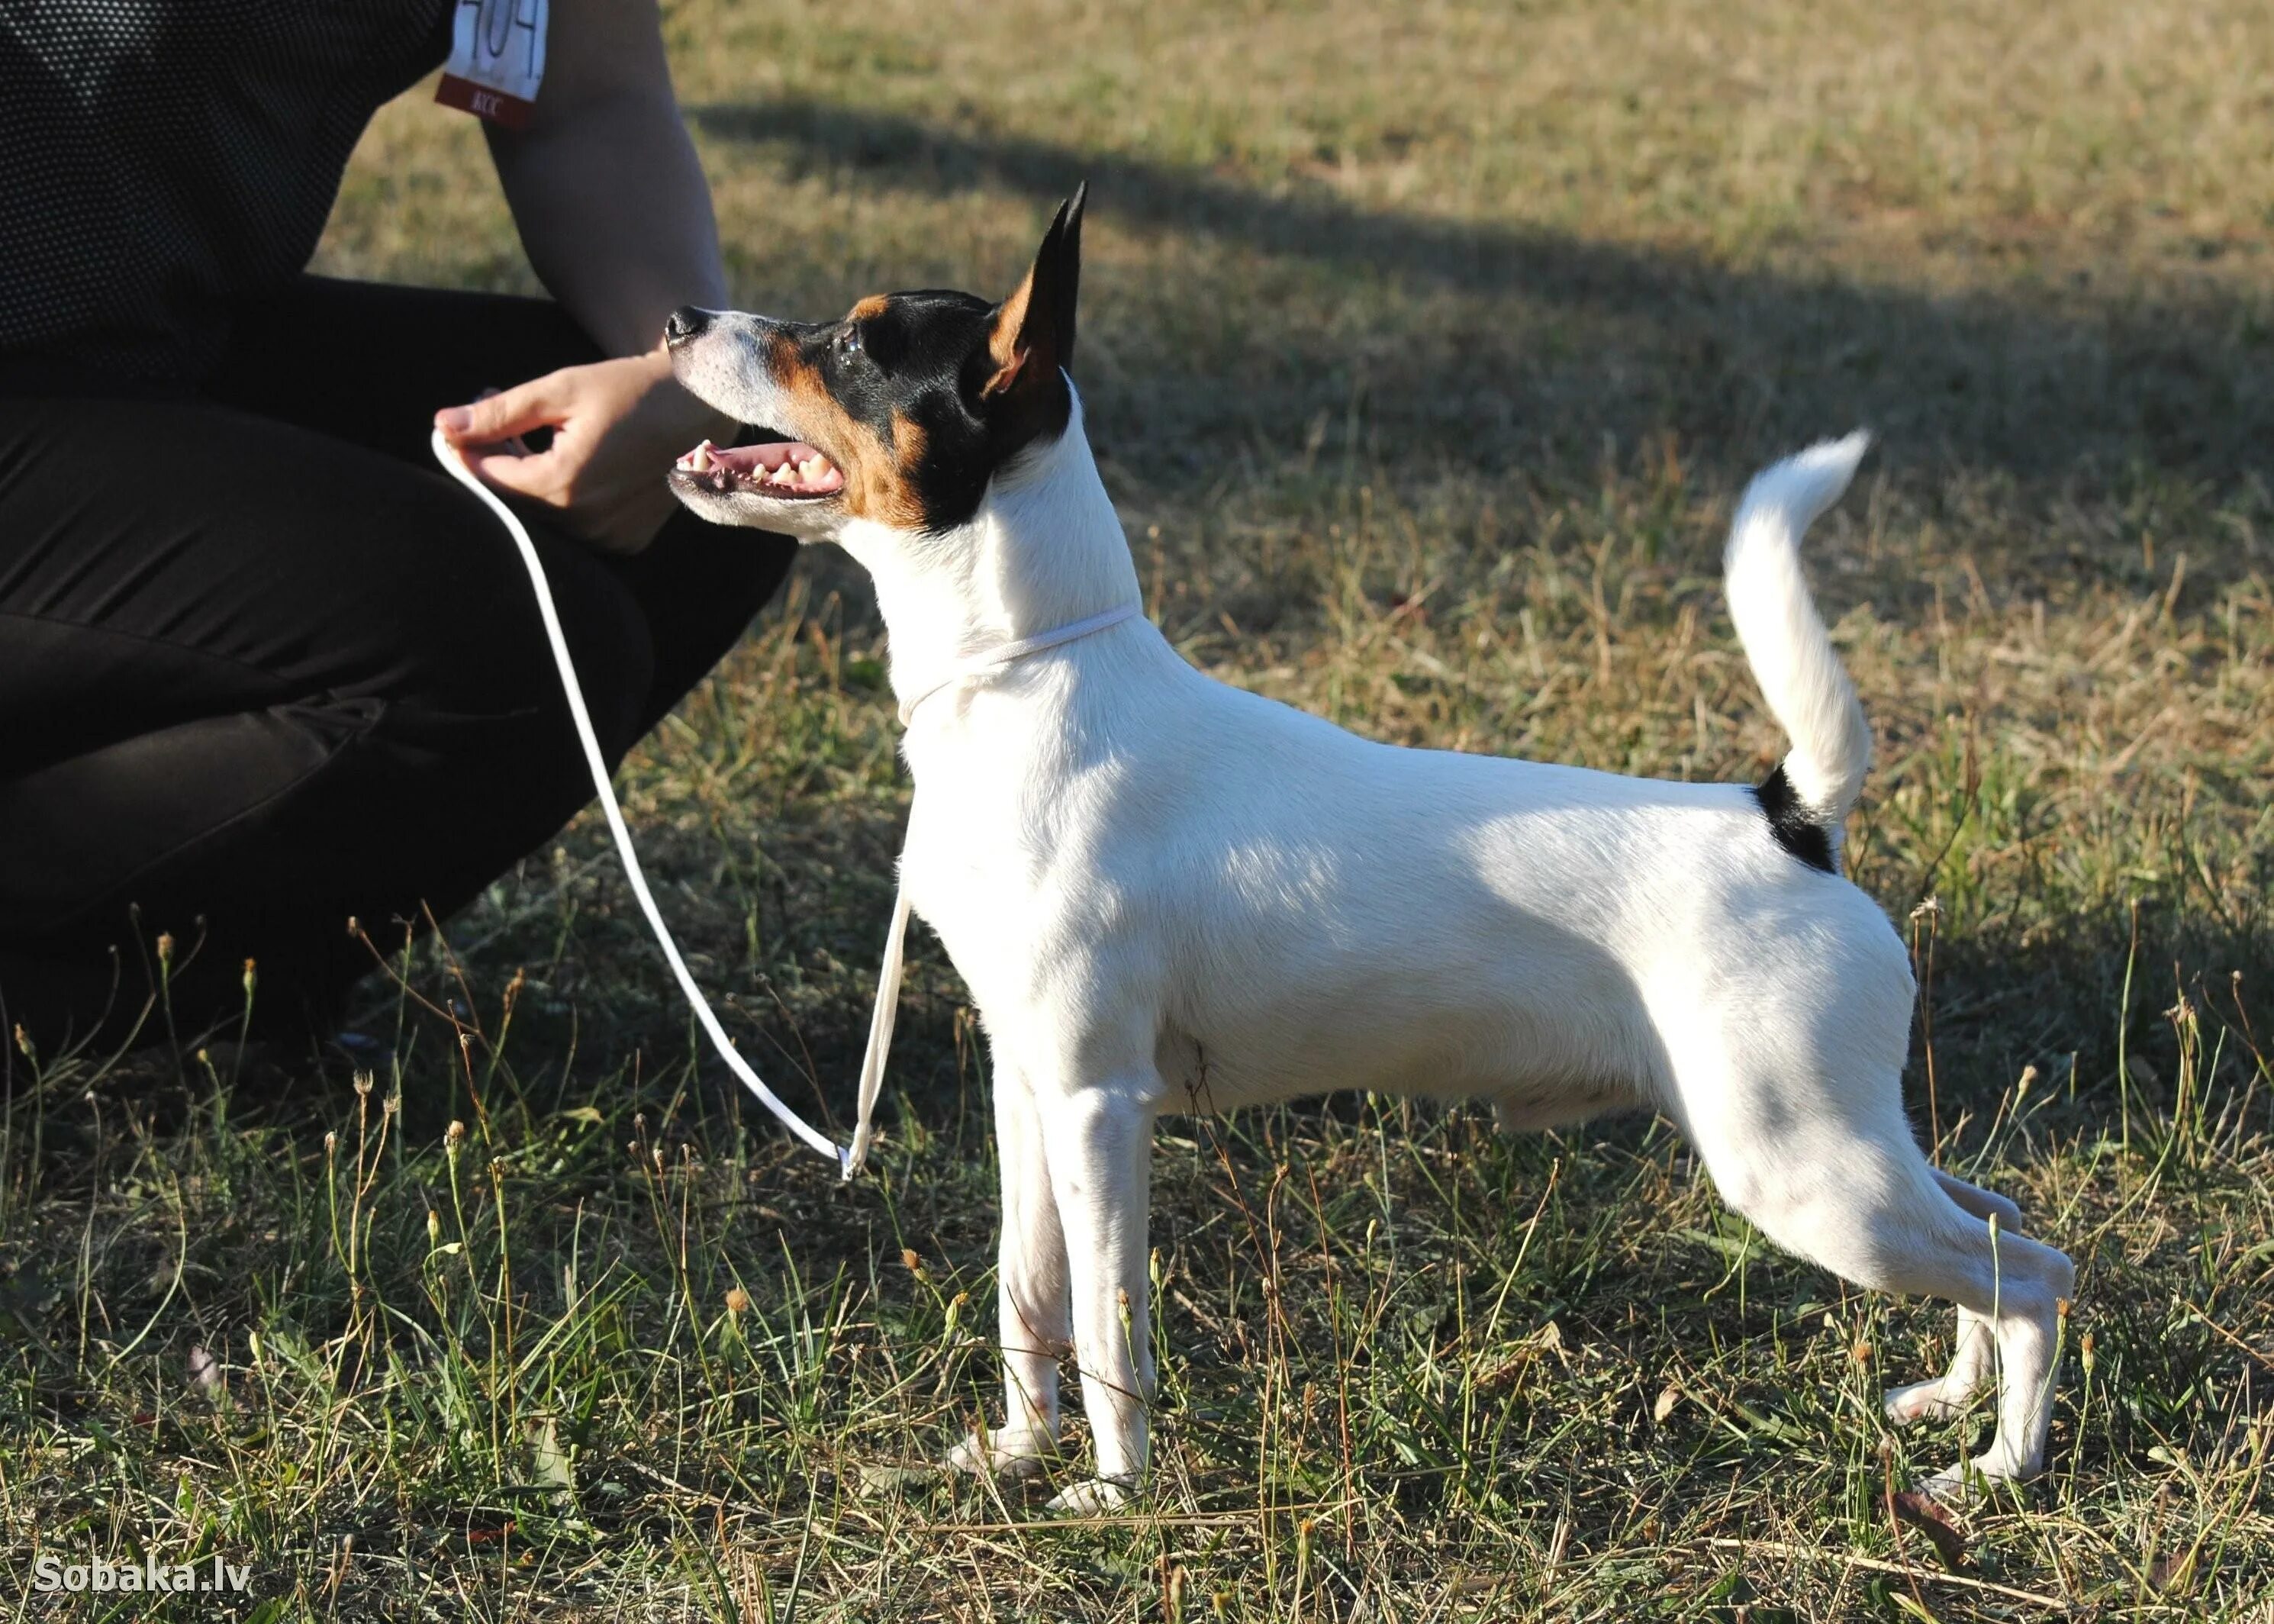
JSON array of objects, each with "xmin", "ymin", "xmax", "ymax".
[{"xmin": 436, "ymin": 0, "xmax": 548, "ymax": 129}]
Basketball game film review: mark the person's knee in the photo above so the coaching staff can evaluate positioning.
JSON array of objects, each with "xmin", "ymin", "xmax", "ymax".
[
  {"xmin": 471, "ymin": 576, "xmax": 655, "ymax": 771},
  {"xmin": 411, "ymin": 604, "xmax": 655, "ymax": 829},
  {"xmin": 374, "ymin": 493, "xmax": 659, "ymax": 767}
]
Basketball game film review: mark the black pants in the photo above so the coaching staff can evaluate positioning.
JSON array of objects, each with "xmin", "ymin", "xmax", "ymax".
[{"xmin": 0, "ymin": 277, "xmax": 793, "ymax": 1043}]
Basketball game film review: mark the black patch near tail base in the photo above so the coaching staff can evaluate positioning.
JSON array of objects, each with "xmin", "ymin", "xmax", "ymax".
[{"xmin": 1751, "ymin": 765, "xmax": 1836, "ymax": 874}]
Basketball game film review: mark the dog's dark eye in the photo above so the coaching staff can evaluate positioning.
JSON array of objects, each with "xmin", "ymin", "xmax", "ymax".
[{"xmin": 834, "ymin": 327, "xmax": 863, "ymax": 360}]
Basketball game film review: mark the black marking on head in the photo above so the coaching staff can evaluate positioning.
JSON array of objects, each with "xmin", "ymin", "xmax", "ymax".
[
  {"xmin": 761, "ymin": 290, "xmax": 999, "ymax": 530},
  {"xmin": 751, "ymin": 188, "xmax": 1090, "ymax": 535},
  {"xmin": 1751, "ymin": 764, "xmax": 1838, "ymax": 874}
]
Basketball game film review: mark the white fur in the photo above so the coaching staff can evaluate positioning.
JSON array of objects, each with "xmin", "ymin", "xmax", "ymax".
[{"xmin": 672, "ymin": 333, "xmax": 2073, "ymax": 1510}]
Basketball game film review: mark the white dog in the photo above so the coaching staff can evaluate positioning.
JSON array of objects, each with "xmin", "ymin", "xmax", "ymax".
[{"xmin": 660, "ymin": 188, "xmax": 2073, "ymax": 1512}]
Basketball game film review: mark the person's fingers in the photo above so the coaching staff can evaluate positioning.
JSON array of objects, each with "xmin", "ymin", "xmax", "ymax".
[
  {"xmin": 471, "ymin": 447, "xmax": 562, "ymax": 501},
  {"xmin": 465, "ymin": 453, "xmax": 672, "ymax": 553},
  {"xmin": 436, "ymin": 374, "xmax": 567, "ymax": 444},
  {"xmin": 470, "ymin": 386, "xmax": 533, "ymax": 457}
]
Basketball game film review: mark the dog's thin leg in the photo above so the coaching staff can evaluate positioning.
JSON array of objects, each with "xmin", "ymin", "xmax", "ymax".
[
  {"xmin": 949, "ymin": 1063, "xmax": 1069, "ymax": 1478},
  {"xmin": 1679, "ymin": 1063, "xmax": 2073, "ymax": 1495},
  {"xmin": 1912, "ymin": 1171, "xmax": 2069, "ymax": 1493},
  {"xmin": 1884, "ymin": 1171, "xmax": 2022, "ymax": 1426},
  {"xmin": 1883, "ymin": 1306, "xmax": 1999, "ymax": 1426},
  {"xmin": 1036, "ymin": 1080, "xmax": 1155, "ymax": 1513}
]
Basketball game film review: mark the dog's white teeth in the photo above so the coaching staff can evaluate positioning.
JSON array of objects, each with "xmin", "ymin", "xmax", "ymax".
[
  {"xmin": 687, "ymin": 442, "xmax": 713, "ymax": 472},
  {"xmin": 768, "ymin": 462, "xmax": 797, "ymax": 487}
]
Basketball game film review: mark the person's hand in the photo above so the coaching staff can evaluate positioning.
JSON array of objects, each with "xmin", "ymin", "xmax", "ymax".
[{"xmin": 434, "ymin": 348, "xmax": 734, "ymax": 554}]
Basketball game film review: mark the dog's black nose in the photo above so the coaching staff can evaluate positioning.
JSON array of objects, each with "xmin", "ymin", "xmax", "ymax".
[{"xmin": 663, "ymin": 307, "xmax": 710, "ymax": 348}]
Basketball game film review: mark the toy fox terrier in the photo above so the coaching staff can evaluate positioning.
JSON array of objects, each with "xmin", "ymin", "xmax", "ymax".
[{"xmin": 662, "ymin": 189, "xmax": 2073, "ymax": 1512}]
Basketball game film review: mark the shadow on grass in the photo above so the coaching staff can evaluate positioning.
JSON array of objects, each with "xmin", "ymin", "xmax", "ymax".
[
  {"xmin": 691, "ymin": 97, "xmax": 2273, "ymax": 505},
  {"xmin": 1900, "ymin": 892, "xmax": 2274, "ymax": 1137}
]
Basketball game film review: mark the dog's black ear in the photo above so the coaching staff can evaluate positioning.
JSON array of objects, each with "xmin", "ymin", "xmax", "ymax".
[{"xmin": 974, "ymin": 185, "xmax": 1086, "ymax": 408}]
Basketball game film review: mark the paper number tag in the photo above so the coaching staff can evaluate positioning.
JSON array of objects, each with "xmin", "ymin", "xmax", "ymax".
[{"xmin": 436, "ymin": 0, "xmax": 548, "ymax": 129}]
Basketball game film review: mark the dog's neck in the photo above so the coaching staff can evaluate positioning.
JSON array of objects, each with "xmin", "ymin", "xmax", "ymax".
[{"xmin": 839, "ymin": 389, "xmax": 1142, "ymax": 720}]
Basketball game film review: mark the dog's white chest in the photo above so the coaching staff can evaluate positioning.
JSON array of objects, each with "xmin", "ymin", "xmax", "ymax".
[
  {"xmin": 897, "ymin": 756, "xmax": 1079, "ymax": 1020},
  {"xmin": 898, "ymin": 802, "xmax": 1007, "ymax": 962}
]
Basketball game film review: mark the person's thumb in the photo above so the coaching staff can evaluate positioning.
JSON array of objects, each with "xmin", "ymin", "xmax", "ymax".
[{"xmin": 435, "ymin": 375, "xmax": 562, "ymax": 444}]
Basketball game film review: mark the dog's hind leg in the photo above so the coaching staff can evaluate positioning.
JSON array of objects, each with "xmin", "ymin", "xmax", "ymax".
[
  {"xmin": 1883, "ymin": 1171, "xmax": 2024, "ymax": 1426},
  {"xmin": 1675, "ymin": 1045, "xmax": 2073, "ymax": 1494},
  {"xmin": 949, "ymin": 1063, "xmax": 1071, "ymax": 1479},
  {"xmin": 1033, "ymin": 1071, "xmax": 1159, "ymax": 1514}
]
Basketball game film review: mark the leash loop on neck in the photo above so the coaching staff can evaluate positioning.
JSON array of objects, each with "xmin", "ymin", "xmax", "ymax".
[{"xmin": 897, "ymin": 602, "xmax": 1141, "ymax": 724}]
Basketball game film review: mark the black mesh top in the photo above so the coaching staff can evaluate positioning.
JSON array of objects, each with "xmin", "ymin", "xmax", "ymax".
[{"xmin": 0, "ymin": 0, "xmax": 454, "ymax": 383}]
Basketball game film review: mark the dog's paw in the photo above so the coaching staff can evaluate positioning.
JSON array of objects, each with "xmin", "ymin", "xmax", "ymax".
[
  {"xmin": 945, "ymin": 1425, "xmax": 1057, "ymax": 1479},
  {"xmin": 1916, "ymin": 1455, "xmax": 2035, "ymax": 1505},
  {"xmin": 1883, "ymin": 1377, "xmax": 1969, "ymax": 1426},
  {"xmin": 1915, "ymin": 1461, "xmax": 1984, "ymax": 1503},
  {"xmin": 1044, "ymin": 1476, "xmax": 1133, "ymax": 1516}
]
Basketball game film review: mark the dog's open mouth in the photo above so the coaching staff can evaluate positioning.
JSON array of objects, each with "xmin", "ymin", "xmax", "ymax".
[{"xmin": 673, "ymin": 439, "xmax": 846, "ymax": 499}]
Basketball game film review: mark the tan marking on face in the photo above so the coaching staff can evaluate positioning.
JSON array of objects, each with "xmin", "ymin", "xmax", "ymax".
[
  {"xmin": 767, "ymin": 333, "xmax": 929, "ymax": 530},
  {"xmin": 847, "ymin": 294, "xmax": 891, "ymax": 323}
]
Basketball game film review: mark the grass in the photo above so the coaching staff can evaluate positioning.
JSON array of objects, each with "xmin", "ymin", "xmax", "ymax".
[{"xmin": 8, "ymin": 0, "xmax": 2274, "ymax": 1616}]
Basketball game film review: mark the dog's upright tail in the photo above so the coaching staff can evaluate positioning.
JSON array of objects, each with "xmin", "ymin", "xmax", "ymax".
[{"xmin": 1724, "ymin": 431, "xmax": 1873, "ymax": 871}]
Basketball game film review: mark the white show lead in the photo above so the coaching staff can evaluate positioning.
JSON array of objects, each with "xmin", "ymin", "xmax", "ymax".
[{"xmin": 433, "ymin": 430, "xmax": 887, "ymax": 1178}]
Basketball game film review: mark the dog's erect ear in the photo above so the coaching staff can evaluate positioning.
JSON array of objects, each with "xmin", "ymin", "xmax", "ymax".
[{"xmin": 974, "ymin": 185, "xmax": 1086, "ymax": 408}]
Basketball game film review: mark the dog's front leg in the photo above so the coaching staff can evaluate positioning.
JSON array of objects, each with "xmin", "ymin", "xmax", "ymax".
[
  {"xmin": 948, "ymin": 1063, "xmax": 1070, "ymax": 1479},
  {"xmin": 1036, "ymin": 1077, "xmax": 1156, "ymax": 1513}
]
